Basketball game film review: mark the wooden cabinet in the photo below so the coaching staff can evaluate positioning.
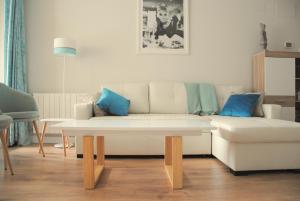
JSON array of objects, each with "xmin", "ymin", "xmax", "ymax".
[
  {"xmin": 296, "ymin": 59, "xmax": 300, "ymax": 122},
  {"xmin": 264, "ymin": 58, "xmax": 295, "ymax": 96},
  {"xmin": 253, "ymin": 50, "xmax": 300, "ymax": 121}
]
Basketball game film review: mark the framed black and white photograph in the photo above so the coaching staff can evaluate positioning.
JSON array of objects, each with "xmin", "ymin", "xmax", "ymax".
[{"xmin": 138, "ymin": 0, "xmax": 189, "ymax": 54}]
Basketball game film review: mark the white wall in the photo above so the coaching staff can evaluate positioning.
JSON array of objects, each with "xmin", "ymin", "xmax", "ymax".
[{"xmin": 25, "ymin": 0, "xmax": 300, "ymax": 93}]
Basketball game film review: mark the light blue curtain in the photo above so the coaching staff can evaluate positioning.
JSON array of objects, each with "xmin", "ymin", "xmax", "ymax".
[{"xmin": 4, "ymin": 0, "xmax": 32, "ymax": 146}]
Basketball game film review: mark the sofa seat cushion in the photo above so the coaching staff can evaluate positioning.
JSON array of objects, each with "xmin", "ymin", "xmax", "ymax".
[
  {"xmin": 211, "ymin": 115, "xmax": 300, "ymax": 143},
  {"xmin": 90, "ymin": 114, "xmax": 211, "ymax": 121}
]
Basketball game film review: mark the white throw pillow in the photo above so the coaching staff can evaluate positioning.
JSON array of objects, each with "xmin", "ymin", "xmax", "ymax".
[
  {"xmin": 246, "ymin": 92, "xmax": 264, "ymax": 117},
  {"xmin": 93, "ymin": 93, "xmax": 106, "ymax": 116},
  {"xmin": 75, "ymin": 103, "xmax": 93, "ymax": 120}
]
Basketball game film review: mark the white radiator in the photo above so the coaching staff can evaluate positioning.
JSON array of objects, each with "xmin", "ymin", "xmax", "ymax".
[{"xmin": 33, "ymin": 93, "xmax": 93, "ymax": 135}]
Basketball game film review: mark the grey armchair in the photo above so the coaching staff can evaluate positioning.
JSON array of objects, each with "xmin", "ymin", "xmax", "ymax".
[
  {"xmin": 0, "ymin": 113, "xmax": 14, "ymax": 175},
  {"xmin": 0, "ymin": 83, "xmax": 45, "ymax": 157}
]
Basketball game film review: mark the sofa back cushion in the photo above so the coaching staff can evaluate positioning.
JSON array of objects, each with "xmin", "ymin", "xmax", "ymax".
[
  {"xmin": 149, "ymin": 82, "xmax": 188, "ymax": 114},
  {"xmin": 100, "ymin": 83, "xmax": 149, "ymax": 114}
]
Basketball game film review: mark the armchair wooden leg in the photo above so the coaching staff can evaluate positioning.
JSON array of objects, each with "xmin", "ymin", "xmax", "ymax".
[
  {"xmin": 2, "ymin": 129, "xmax": 8, "ymax": 170},
  {"xmin": 1, "ymin": 129, "xmax": 14, "ymax": 175},
  {"xmin": 32, "ymin": 121, "xmax": 45, "ymax": 157},
  {"xmin": 39, "ymin": 122, "xmax": 47, "ymax": 154}
]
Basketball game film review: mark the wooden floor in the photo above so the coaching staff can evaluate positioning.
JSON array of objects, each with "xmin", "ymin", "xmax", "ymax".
[{"xmin": 1, "ymin": 145, "xmax": 300, "ymax": 201}]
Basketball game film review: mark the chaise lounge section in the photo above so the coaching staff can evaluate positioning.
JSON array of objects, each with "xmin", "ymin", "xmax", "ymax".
[{"xmin": 211, "ymin": 115, "xmax": 300, "ymax": 173}]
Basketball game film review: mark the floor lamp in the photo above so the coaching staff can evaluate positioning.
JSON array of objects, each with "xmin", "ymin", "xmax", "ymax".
[{"xmin": 53, "ymin": 38, "xmax": 77, "ymax": 148}]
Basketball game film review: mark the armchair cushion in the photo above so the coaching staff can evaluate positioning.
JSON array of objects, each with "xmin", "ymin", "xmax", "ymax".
[
  {"xmin": 0, "ymin": 115, "xmax": 13, "ymax": 129},
  {"xmin": 0, "ymin": 83, "xmax": 38, "ymax": 113},
  {"xmin": 4, "ymin": 111, "xmax": 39, "ymax": 121}
]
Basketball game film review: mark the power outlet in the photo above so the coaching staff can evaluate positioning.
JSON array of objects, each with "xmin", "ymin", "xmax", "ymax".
[{"xmin": 284, "ymin": 41, "xmax": 293, "ymax": 49}]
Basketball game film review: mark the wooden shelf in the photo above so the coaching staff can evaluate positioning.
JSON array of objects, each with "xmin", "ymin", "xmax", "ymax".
[{"xmin": 254, "ymin": 50, "xmax": 300, "ymax": 58}]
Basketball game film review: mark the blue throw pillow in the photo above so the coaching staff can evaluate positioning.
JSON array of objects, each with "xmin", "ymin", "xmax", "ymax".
[
  {"xmin": 96, "ymin": 88, "xmax": 130, "ymax": 116},
  {"xmin": 220, "ymin": 94, "xmax": 260, "ymax": 117}
]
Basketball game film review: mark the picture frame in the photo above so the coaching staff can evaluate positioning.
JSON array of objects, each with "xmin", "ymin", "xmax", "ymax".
[{"xmin": 137, "ymin": 0, "xmax": 189, "ymax": 54}]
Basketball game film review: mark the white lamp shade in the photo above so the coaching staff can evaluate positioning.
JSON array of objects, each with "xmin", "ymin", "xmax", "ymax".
[{"xmin": 53, "ymin": 38, "xmax": 77, "ymax": 56}]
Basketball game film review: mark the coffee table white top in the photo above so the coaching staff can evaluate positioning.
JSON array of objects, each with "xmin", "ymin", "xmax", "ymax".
[
  {"xmin": 52, "ymin": 119, "xmax": 213, "ymax": 136},
  {"xmin": 40, "ymin": 118, "xmax": 73, "ymax": 123}
]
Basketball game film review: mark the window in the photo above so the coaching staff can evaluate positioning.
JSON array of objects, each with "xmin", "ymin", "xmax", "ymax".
[{"xmin": 0, "ymin": 0, "xmax": 4, "ymax": 82}]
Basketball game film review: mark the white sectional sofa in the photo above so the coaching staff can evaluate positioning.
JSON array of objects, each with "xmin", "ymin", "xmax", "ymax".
[{"xmin": 74, "ymin": 82, "xmax": 300, "ymax": 173}]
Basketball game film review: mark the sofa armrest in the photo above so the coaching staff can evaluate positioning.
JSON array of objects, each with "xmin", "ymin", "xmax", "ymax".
[
  {"xmin": 262, "ymin": 104, "xmax": 282, "ymax": 119},
  {"xmin": 74, "ymin": 103, "xmax": 93, "ymax": 120}
]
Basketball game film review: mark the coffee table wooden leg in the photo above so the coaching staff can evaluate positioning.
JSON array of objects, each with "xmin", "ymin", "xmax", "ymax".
[
  {"xmin": 83, "ymin": 136, "xmax": 95, "ymax": 189},
  {"xmin": 95, "ymin": 136, "xmax": 105, "ymax": 184},
  {"xmin": 83, "ymin": 136, "xmax": 104, "ymax": 190},
  {"xmin": 165, "ymin": 136, "xmax": 172, "ymax": 166},
  {"xmin": 96, "ymin": 136, "xmax": 105, "ymax": 166},
  {"xmin": 164, "ymin": 136, "xmax": 183, "ymax": 189}
]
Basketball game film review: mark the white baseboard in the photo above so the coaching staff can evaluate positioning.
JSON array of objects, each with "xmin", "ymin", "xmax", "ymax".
[{"xmin": 31, "ymin": 133, "xmax": 75, "ymax": 144}]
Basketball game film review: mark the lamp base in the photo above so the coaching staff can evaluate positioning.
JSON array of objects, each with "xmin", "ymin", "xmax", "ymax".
[{"xmin": 54, "ymin": 143, "xmax": 74, "ymax": 149}]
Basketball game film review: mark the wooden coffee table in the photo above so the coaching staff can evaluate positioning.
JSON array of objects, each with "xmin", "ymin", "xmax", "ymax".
[{"xmin": 52, "ymin": 119, "xmax": 213, "ymax": 190}]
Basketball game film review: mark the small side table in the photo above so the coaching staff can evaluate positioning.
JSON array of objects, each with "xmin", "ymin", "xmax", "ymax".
[{"xmin": 39, "ymin": 118, "xmax": 73, "ymax": 157}]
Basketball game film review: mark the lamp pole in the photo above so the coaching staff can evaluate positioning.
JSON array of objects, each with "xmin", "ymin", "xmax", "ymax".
[
  {"xmin": 62, "ymin": 56, "xmax": 66, "ymax": 95},
  {"xmin": 53, "ymin": 38, "xmax": 77, "ymax": 150}
]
